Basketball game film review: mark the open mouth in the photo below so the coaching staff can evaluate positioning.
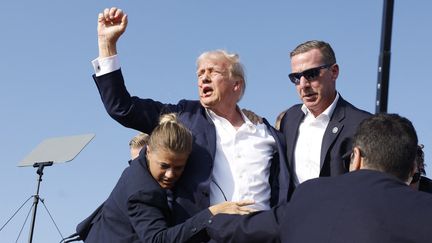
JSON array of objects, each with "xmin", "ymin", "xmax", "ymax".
[{"xmin": 202, "ymin": 86, "xmax": 213, "ymax": 96}]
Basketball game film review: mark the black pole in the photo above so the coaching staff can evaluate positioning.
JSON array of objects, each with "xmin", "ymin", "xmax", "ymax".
[
  {"xmin": 375, "ymin": 0, "xmax": 394, "ymax": 114},
  {"xmin": 28, "ymin": 162, "xmax": 53, "ymax": 243}
]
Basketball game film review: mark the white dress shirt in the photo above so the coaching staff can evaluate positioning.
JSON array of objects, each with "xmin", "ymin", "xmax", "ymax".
[
  {"xmin": 207, "ymin": 109, "xmax": 275, "ymax": 210},
  {"xmin": 92, "ymin": 55, "xmax": 120, "ymax": 76},
  {"xmin": 293, "ymin": 93, "xmax": 339, "ymax": 185}
]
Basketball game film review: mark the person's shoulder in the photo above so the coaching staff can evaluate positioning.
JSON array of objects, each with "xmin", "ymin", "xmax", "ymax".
[
  {"xmin": 419, "ymin": 176, "xmax": 432, "ymax": 194},
  {"xmin": 338, "ymin": 96, "xmax": 370, "ymax": 113},
  {"xmin": 177, "ymin": 99, "xmax": 202, "ymax": 111},
  {"xmin": 298, "ymin": 170, "xmax": 369, "ymax": 190},
  {"xmin": 285, "ymin": 103, "xmax": 303, "ymax": 113},
  {"xmin": 337, "ymin": 96, "xmax": 372, "ymax": 120},
  {"xmin": 403, "ymin": 183, "xmax": 432, "ymax": 214},
  {"xmin": 294, "ymin": 176, "xmax": 337, "ymax": 194},
  {"xmin": 288, "ymin": 176, "xmax": 341, "ymax": 204},
  {"xmin": 280, "ymin": 104, "xmax": 304, "ymax": 123},
  {"xmin": 178, "ymin": 99, "xmax": 199, "ymax": 105},
  {"xmin": 262, "ymin": 117, "xmax": 277, "ymax": 130},
  {"xmin": 123, "ymin": 157, "xmax": 159, "ymax": 190}
]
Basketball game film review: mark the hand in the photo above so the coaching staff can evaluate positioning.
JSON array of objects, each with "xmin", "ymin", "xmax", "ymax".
[
  {"xmin": 209, "ymin": 199, "xmax": 257, "ymax": 216},
  {"xmin": 97, "ymin": 7, "xmax": 128, "ymax": 57},
  {"xmin": 242, "ymin": 109, "xmax": 263, "ymax": 125}
]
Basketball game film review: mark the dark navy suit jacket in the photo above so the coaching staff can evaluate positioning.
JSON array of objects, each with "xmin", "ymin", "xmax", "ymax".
[
  {"xmin": 279, "ymin": 96, "xmax": 371, "ymax": 177},
  {"xmin": 78, "ymin": 150, "xmax": 212, "ymax": 243},
  {"xmin": 207, "ymin": 170, "xmax": 432, "ymax": 243},
  {"xmin": 419, "ymin": 176, "xmax": 432, "ymax": 193},
  {"xmin": 94, "ymin": 69, "xmax": 292, "ymax": 223}
]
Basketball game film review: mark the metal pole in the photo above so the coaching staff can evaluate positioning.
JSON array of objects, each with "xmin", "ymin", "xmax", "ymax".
[
  {"xmin": 28, "ymin": 162, "xmax": 53, "ymax": 243},
  {"xmin": 375, "ymin": 0, "xmax": 394, "ymax": 114}
]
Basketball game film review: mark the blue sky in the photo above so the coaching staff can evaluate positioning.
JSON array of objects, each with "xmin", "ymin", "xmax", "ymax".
[{"xmin": 1, "ymin": 1, "xmax": 431, "ymax": 242}]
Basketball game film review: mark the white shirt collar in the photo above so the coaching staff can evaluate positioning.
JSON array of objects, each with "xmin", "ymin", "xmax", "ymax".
[
  {"xmin": 301, "ymin": 92, "xmax": 340, "ymax": 119},
  {"xmin": 205, "ymin": 107, "xmax": 255, "ymax": 130}
]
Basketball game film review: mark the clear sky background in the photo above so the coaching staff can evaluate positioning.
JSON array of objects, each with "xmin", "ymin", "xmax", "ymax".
[{"xmin": 1, "ymin": 1, "xmax": 431, "ymax": 242}]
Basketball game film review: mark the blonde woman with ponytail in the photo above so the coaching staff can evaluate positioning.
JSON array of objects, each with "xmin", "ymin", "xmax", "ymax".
[{"xmin": 77, "ymin": 113, "xmax": 254, "ymax": 243}]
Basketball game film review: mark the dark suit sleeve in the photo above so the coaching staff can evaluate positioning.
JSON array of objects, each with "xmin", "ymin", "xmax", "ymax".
[
  {"xmin": 127, "ymin": 190, "xmax": 212, "ymax": 243},
  {"xmin": 206, "ymin": 205, "xmax": 284, "ymax": 243},
  {"xmin": 93, "ymin": 69, "xmax": 179, "ymax": 134},
  {"xmin": 263, "ymin": 119, "xmax": 294, "ymax": 204},
  {"xmin": 75, "ymin": 203, "xmax": 104, "ymax": 240}
]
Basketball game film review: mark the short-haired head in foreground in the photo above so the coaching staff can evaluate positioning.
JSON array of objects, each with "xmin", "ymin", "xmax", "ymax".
[{"xmin": 351, "ymin": 113, "xmax": 418, "ymax": 182}]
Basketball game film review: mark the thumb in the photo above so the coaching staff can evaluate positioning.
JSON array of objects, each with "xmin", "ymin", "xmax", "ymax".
[{"xmin": 121, "ymin": 14, "xmax": 128, "ymax": 28}]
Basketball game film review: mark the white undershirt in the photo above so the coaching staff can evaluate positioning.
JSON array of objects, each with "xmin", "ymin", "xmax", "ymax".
[
  {"xmin": 293, "ymin": 93, "xmax": 339, "ymax": 185},
  {"xmin": 207, "ymin": 109, "xmax": 275, "ymax": 211}
]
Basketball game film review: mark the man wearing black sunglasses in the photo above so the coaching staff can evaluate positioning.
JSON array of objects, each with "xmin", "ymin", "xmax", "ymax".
[{"xmin": 279, "ymin": 40, "xmax": 371, "ymax": 186}]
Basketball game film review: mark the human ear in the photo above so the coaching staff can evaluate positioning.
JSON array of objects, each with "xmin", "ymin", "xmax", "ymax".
[
  {"xmin": 233, "ymin": 78, "xmax": 242, "ymax": 91},
  {"xmin": 331, "ymin": 64, "xmax": 339, "ymax": 81},
  {"xmin": 349, "ymin": 147, "xmax": 362, "ymax": 171}
]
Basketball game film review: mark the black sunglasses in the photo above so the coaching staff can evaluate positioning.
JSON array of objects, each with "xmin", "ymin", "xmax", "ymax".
[{"xmin": 288, "ymin": 64, "xmax": 333, "ymax": 85}]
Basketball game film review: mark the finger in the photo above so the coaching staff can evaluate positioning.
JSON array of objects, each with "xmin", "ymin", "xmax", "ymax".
[
  {"xmin": 237, "ymin": 205, "xmax": 257, "ymax": 212},
  {"xmin": 103, "ymin": 8, "xmax": 111, "ymax": 22},
  {"xmin": 237, "ymin": 210, "xmax": 254, "ymax": 215},
  {"xmin": 244, "ymin": 207, "xmax": 258, "ymax": 213},
  {"xmin": 98, "ymin": 13, "xmax": 104, "ymax": 23},
  {"xmin": 236, "ymin": 199, "xmax": 255, "ymax": 206},
  {"xmin": 114, "ymin": 8, "xmax": 123, "ymax": 19},
  {"xmin": 109, "ymin": 7, "xmax": 117, "ymax": 20}
]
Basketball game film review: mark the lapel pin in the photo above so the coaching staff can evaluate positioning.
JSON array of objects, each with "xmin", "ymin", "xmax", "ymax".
[{"xmin": 332, "ymin": 127, "xmax": 338, "ymax": 134}]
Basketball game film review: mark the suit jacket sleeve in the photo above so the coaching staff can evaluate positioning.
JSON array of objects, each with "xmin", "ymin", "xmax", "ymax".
[
  {"xmin": 206, "ymin": 205, "xmax": 285, "ymax": 243},
  {"xmin": 128, "ymin": 190, "xmax": 212, "ymax": 243},
  {"xmin": 93, "ymin": 69, "xmax": 180, "ymax": 134},
  {"xmin": 263, "ymin": 119, "xmax": 294, "ymax": 204}
]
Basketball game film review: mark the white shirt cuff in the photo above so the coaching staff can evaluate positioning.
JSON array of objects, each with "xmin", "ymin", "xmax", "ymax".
[{"xmin": 92, "ymin": 55, "xmax": 121, "ymax": 77}]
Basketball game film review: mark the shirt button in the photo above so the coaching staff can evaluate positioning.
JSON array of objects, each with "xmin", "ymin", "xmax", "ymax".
[
  {"xmin": 208, "ymin": 219, "xmax": 213, "ymax": 224},
  {"xmin": 191, "ymin": 227, "xmax": 197, "ymax": 233}
]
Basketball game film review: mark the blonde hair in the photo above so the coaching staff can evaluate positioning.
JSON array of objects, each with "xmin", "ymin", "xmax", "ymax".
[
  {"xmin": 129, "ymin": 133, "xmax": 149, "ymax": 149},
  {"xmin": 147, "ymin": 113, "xmax": 193, "ymax": 155},
  {"xmin": 197, "ymin": 50, "xmax": 246, "ymax": 100}
]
